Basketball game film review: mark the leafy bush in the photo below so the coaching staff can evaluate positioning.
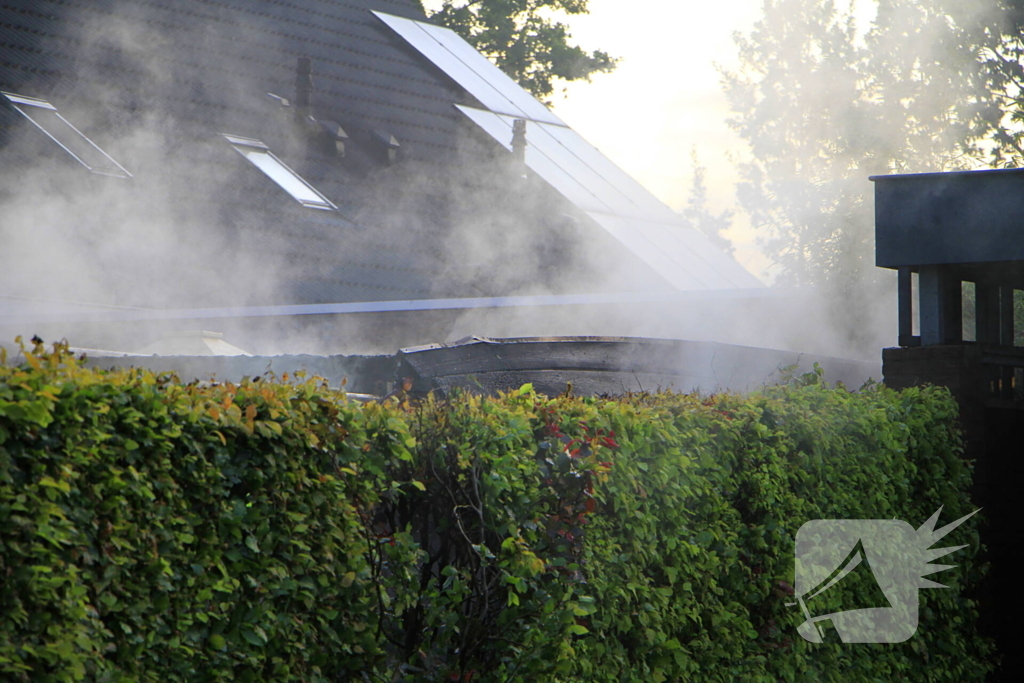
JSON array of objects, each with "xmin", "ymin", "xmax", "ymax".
[
  {"xmin": 1, "ymin": 341, "xmax": 994, "ymax": 682},
  {"xmin": 562, "ymin": 371, "xmax": 991, "ymax": 682},
  {"xmin": 1, "ymin": 339, "xmax": 418, "ymax": 682}
]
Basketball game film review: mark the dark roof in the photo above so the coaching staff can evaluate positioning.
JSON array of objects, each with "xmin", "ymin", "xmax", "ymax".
[
  {"xmin": 2, "ymin": 1, "xmax": 463, "ymax": 153},
  {"xmin": 0, "ymin": 0, "xmax": 680, "ymax": 314}
]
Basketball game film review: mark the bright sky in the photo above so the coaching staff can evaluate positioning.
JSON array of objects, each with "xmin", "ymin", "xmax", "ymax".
[
  {"xmin": 547, "ymin": 0, "xmax": 765, "ymax": 273},
  {"xmin": 551, "ymin": 1, "xmax": 759, "ymax": 209}
]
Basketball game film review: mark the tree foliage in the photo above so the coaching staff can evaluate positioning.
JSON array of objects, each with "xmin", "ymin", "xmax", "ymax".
[
  {"xmin": 980, "ymin": 0, "xmax": 1024, "ymax": 166},
  {"xmin": 725, "ymin": 0, "xmax": 1006, "ymax": 285},
  {"xmin": 684, "ymin": 148, "xmax": 735, "ymax": 257},
  {"xmin": 723, "ymin": 0, "xmax": 1017, "ymax": 346},
  {"xmin": 420, "ymin": 1, "xmax": 616, "ymax": 100}
]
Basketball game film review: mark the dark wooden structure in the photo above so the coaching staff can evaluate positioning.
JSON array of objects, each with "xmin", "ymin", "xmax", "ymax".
[
  {"xmin": 874, "ymin": 169, "xmax": 1024, "ymax": 681},
  {"xmin": 874, "ymin": 168, "xmax": 1024, "ymax": 348},
  {"xmin": 80, "ymin": 335, "xmax": 878, "ymax": 399},
  {"xmin": 396, "ymin": 335, "xmax": 875, "ymax": 398}
]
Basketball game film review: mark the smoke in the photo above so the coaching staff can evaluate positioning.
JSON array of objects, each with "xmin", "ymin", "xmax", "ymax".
[
  {"xmin": 0, "ymin": 0, "xmax": 899, "ymax": 369},
  {"xmin": 718, "ymin": 0, "xmax": 1010, "ymax": 356},
  {"xmin": 0, "ymin": 3, "xmax": 291, "ymax": 313},
  {"xmin": 0, "ymin": 0, "xmax": 676, "ymax": 356}
]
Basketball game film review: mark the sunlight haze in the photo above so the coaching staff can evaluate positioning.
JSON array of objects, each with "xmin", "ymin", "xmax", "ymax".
[
  {"xmin": 420, "ymin": 1, "xmax": 881, "ymax": 280},
  {"xmin": 548, "ymin": 0, "xmax": 764, "ymax": 273}
]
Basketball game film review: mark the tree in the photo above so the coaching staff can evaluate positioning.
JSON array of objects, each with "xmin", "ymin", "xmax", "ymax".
[
  {"xmin": 418, "ymin": 1, "xmax": 616, "ymax": 101},
  {"xmin": 979, "ymin": 1, "xmax": 1024, "ymax": 167},
  {"xmin": 722, "ymin": 0, "xmax": 1007, "ymax": 347},
  {"xmin": 684, "ymin": 148, "xmax": 735, "ymax": 257}
]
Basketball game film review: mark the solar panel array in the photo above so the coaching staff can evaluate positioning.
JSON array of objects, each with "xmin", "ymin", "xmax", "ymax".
[
  {"xmin": 374, "ymin": 11, "xmax": 764, "ymax": 291},
  {"xmin": 372, "ymin": 11, "xmax": 563, "ymax": 125}
]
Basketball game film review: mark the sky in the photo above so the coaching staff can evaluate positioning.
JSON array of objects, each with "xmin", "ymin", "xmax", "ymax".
[
  {"xmin": 550, "ymin": 1, "xmax": 760, "ymax": 213},
  {"xmin": 548, "ymin": 0, "xmax": 768, "ymax": 276}
]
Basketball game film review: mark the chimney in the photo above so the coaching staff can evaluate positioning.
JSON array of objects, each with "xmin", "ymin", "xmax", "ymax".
[
  {"xmin": 295, "ymin": 56, "xmax": 313, "ymax": 121},
  {"xmin": 371, "ymin": 129, "xmax": 400, "ymax": 165},
  {"xmin": 318, "ymin": 120, "xmax": 349, "ymax": 156},
  {"xmin": 511, "ymin": 119, "xmax": 527, "ymax": 163}
]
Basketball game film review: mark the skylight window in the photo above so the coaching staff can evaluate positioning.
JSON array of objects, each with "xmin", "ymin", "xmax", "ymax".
[
  {"xmin": 222, "ymin": 134, "xmax": 336, "ymax": 210},
  {"xmin": 1, "ymin": 91, "xmax": 131, "ymax": 178}
]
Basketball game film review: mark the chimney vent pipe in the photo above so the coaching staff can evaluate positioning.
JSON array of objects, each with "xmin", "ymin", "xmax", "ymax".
[
  {"xmin": 511, "ymin": 119, "xmax": 527, "ymax": 163},
  {"xmin": 295, "ymin": 57, "xmax": 313, "ymax": 118}
]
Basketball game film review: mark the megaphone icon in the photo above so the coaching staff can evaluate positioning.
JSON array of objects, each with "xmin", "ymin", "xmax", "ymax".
[
  {"xmin": 790, "ymin": 509, "xmax": 978, "ymax": 644},
  {"xmin": 792, "ymin": 538, "xmax": 893, "ymax": 642}
]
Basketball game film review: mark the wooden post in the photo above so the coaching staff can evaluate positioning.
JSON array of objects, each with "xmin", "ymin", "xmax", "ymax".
[
  {"xmin": 976, "ymin": 280, "xmax": 1000, "ymax": 345},
  {"xmin": 897, "ymin": 268, "xmax": 916, "ymax": 347},
  {"xmin": 999, "ymin": 287, "xmax": 1015, "ymax": 347},
  {"xmin": 919, "ymin": 266, "xmax": 962, "ymax": 345}
]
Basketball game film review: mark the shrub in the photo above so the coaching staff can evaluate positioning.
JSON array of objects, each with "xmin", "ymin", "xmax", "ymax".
[
  {"xmin": 1, "ymin": 341, "xmax": 994, "ymax": 682},
  {"xmin": 1, "ymin": 339, "xmax": 416, "ymax": 682}
]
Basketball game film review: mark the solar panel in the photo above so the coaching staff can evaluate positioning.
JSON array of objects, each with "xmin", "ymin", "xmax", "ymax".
[
  {"xmin": 456, "ymin": 106, "xmax": 685, "ymax": 221},
  {"xmin": 527, "ymin": 123, "xmax": 646, "ymax": 218},
  {"xmin": 587, "ymin": 213, "xmax": 762, "ymax": 290},
  {"xmin": 456, "ymin": 106, "xmax": 763, "ymax": 290},
  {"xmin": 640, "ymin": 218, "xmax": 762, "ymax": 289},
  {"xmin": 585, "ymin": 212, "xmax": 707, "ymax": 290},
  {"xmin": 540, "ymin": 123, "xmax": 680, "ymax": 222},
  {"xmin": 671, "ymin": 226, "xmax": 764, "ymax": 289},
  {"xmin": 373, "ymin": 12, "xmax": 764, "ymax": 291},
  {"xmin": 456, "ymin": 106, "xmax": 607, "ymax": 212},
  {"xmin": 373, "ymin": 11, "xmax": 565, "ymax": 125}
]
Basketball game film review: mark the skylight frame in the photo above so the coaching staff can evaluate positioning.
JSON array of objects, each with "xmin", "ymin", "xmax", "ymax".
[
  {"xmin": 1, "ymin": 91, "xmax": 132, "ymax": 179},
  {"xmin": 222, "ymin": 134, "xmax": 337, "ymax": 211}
]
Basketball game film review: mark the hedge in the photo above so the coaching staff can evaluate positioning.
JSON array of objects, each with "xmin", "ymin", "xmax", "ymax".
[{"xmin": 1, "ymin": 340, "xmax": 995, "ymax": 681}]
